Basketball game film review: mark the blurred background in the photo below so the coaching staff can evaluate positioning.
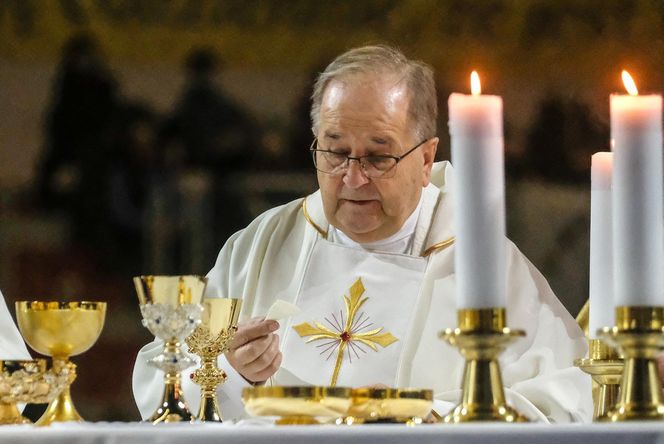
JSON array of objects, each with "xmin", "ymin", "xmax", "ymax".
[{"xmin": 2, "ymin": 0, "xmax": 664, "ymax": 421}]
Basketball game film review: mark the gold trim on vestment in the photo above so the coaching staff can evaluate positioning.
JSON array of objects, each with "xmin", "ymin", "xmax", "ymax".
[
  {"xmin": 301, "ymin": 197, "xmax": 328, "ymax": 238},
  {"xmin": 301, "ymin": 196, "xmax": 455, "ymax": 256},
  {"xmin": 421, "ymin": 237, "xmax": 455, "ymax": 257}
]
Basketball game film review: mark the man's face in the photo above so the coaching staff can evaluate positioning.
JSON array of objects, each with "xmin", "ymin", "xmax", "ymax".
[{"xmin": 316, "ymin": 74, "xmax": 438, "ymax": 243}]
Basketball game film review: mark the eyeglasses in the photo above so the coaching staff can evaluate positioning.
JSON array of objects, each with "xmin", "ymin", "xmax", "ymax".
[{"xmin": 310, "ymin": 138, "xmax": 428, "ymax": 179}]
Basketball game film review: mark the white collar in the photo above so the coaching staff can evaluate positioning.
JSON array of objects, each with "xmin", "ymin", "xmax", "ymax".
[{"xmin": 329, "ymin": 192, "xmax": 424, "ymax": 254}]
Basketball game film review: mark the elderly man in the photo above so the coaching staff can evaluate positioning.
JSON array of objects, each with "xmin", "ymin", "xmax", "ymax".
[{"xmin": 134, "ymin": 45, "xmax": 591, "ymax": 422}]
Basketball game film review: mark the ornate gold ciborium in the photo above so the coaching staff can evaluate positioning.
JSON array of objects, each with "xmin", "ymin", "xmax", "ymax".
[
  {"xmin": 134, "ymin": 275, "xmax": 206, "ymax": 424},
  {"xmin": 598, "ymin": 306, "xmax": 664, "ymax": 421},
  {"xmin": 185, "ymin": 298, "xmax": 241, "ymax": 422},
  {"xmin": 15, "ymin": 301, "xmax": 107, "ymax": 426},
  {"xmin": 242, "ymin": 386, "xmax": 352, "ymax": 425},
  {"xmin": 0, "ymin": 359, "xmax": 68, "ymax": 425},
  {"xmin": 439, "ymin": 308, "xmax": 529, "ymax": 423},
  {"xmin": 574, "ymin": 339, "xmax": 623, "ymax": 420}
]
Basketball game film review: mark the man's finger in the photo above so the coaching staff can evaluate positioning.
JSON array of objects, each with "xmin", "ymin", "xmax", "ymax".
[
  {"xmin": 231, "ymin": 319, "xmax": 279, "ymax": 348},
  {"xmin": 233, "ymin": 333, "xmax": 274, "ymax": 365},
  {"xmin": 242, "ymin": 334, "xmax": 280, "ymax": 373}
]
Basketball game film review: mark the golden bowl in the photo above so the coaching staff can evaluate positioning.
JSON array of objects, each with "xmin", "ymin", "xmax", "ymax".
[
  {"xmin": 15, "ymin": 302, "xmax": 106, "ymax": 358},
  {"xmin": 0, "ymin": 359, "xmax": 67, "ymax": 425},
  {"xmin": 134, "ymin": 275, "xmax": 207, "ymax": 306},
  {"xmin": 242, "ymin": 386, "xmax": 353, "ymax": 424},
  {"xmin": 348, "ymin": 387, "xmax": 433, "ymax": 423}
]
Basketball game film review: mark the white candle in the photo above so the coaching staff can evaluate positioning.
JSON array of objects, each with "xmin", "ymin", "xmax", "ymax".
[
  {"xmin": 611, "ymin": 71, "xmax": 664, "ymax": 307},
  {"xmin": 448, "ymin": 71, "xmax": 506, "ymax": 309},
  {"xmin": 589, "ymin": 152, "xmax": 613, "ymax": 338}
]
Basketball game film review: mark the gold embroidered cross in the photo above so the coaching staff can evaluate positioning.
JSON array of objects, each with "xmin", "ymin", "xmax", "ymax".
[{"xmin": 293, "ymin": 278, "xmax": 398, "ymax": 386}]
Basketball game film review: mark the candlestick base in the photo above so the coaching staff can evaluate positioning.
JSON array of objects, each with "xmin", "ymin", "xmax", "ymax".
[
  {"xmin": 597, "ymin": 306, "xmax": 664, "ymax": 422},
  {"xmin": 439, "ymin": 308, "xmax": 529, "ymax": 423},
  {"xmin": 574, "ymin": 339, "xmax": 623, "ymax": 420}
]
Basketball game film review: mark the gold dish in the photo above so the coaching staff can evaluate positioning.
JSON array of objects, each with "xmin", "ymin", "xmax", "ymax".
[
  {"xmin": 346, "ymin": 388, "xmax": 433, "ymax": 424},
  {"xmin": 242, "ymin": 386, "xmax": 352, "ymax": 424},
  {"xmin": 0, "ymin": 359, "xmax": 67, "ymax": 425},
  {"xmin": 16, "ymin": 301, "xmax": 106, "ymax": 425}
]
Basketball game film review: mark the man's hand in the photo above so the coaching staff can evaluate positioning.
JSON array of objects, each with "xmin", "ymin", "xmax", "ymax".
[{"xmin": 226, "ymin": 317, "xmax": 282, "ymax": 384}]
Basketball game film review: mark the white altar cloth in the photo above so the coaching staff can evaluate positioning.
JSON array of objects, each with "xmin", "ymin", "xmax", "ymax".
[{"xmin": 0, "ymin": 421, "xmax": 663, "ymax": 444}]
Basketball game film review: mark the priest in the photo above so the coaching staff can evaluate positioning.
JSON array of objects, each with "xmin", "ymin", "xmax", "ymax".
[{"xmin": 134, "ymin": 45, "xmax": 592, "ymax": 422}]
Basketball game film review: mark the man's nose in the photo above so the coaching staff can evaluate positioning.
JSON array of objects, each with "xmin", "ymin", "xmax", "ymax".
[{"xmin": 342, "ymin": 159, "xmax": 370, "ymax": 188}]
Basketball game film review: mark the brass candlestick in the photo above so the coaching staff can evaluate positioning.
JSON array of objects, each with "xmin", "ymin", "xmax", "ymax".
[
  {"xmin": 15, "ymin": 301, "xmax": 106, "ymax": 426},
  {"xmin": 598, "ymin": 306, "xmax": 664, "ymax": 421},
  {"xmin": 134, "ymin": 275, "xmax": 206, "ymax": 424},
  {"xmin": 185, "ymin": 298, "xmax": 241, "ymax": 422},
  {"xmin": 574, "ymin": 339, "xmax": 623, "ymax": 420},
  {"xmin": 439, "ymin": 308, "xmax": 528, "ymax": 423}
]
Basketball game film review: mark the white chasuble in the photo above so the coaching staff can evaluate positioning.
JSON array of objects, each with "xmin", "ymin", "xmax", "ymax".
[{"xmin": 279, "ymin": 238, "xmax": 427, "ymax": 387}]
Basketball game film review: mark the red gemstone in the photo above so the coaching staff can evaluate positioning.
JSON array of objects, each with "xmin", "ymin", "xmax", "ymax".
[{"xmin": 340, "ymin": 331, "xmax": 351, "ymax": 342}]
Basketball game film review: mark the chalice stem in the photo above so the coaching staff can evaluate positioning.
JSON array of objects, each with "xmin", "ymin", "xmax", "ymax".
[
  {"xmin": 198, "ymin": 391, "xmax": 222, "ymax": 422},
  {"xmin": 37, "ymin": 358, "xmax": 81, "ymax": 426},
  {"xmin": 36, "ymin": 386, "xmax": 82, "ymax": 426},
  {"xmin": 149, "ymin": 371, "xmax": 192, "ymax": 423}
]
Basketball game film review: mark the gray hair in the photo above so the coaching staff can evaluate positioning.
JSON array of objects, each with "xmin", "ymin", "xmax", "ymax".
[{"xmin": 310, "ymin": 45, "xmax": 437, "ymax": 141}]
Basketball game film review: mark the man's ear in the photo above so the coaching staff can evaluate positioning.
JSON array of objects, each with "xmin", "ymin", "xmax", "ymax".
[{"xmin": 421, "ymin": 137, "xmax": 439, "ymax": 186}]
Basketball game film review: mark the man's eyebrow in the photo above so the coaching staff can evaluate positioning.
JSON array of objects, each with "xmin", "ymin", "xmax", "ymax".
[
  {"xmin": 323, "ymin": 131, "xmax": 341, "ymax": 139},
  {"xmin": 370, "ymin": 136, "xmax": 389, "ymax": 144}
]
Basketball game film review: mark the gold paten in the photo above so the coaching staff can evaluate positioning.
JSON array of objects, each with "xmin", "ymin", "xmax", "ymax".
[
  {"xmin": 134, "ymin": 275, "xmax": 206, "ymax": 424},
  {"xmin": 15, "ymin": 301, "xmax": 106, "ymax": 426},
  {"xmin": 344, "ymin": 387, "xmax": 433, "ymax": 425},
  {"xmin": 574, "ymin": 339, "xmax": 623, "ymax": 420},
  {"xmin": 242, "ymin": 385, "xmax": 352, "ymax": 425},
  {"xmin": 598, "ymin": 306, "xmax": 664, "ymax": 421},
  {"xmin": 185, "ymin": 298, "xmax": 241, "ymax": 422},
  {"xmin": 294, "ymin": 278, "xmax": 397, "ymax": 386},
  {"xmin": 439, "ymin": 307, "xmax": 529, "ymax": 423}
]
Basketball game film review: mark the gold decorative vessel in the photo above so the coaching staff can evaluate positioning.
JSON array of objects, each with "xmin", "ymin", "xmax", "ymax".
[
  {"xmin": 0, "ymin": 359, "xmax": 68, "ymax": 425},
  {"xmin": 242, "ymin": 386, "xmax": 352, "ymax": 425},
  {"xmin": 186, "ymin": 298, "xmax": 241, "ymax": 422},
  {"xmin": 598, "ymin": 306, "xmax": 664, "ymax": 421},
  {"xmin": 439, "ymin": 308, "xmax": 528, "ymax": 423},
  {"xmin": 15, "ymin": 301, "xmax": 106, "ymax": 426},
  {"xmin": 574, "ymin": 339, "xmax": 623, "ymax": 420},
  {"xmin": 345, "ymin": 387, "xmax": 433, "ymax": 425},
  {"xmin": 134, "ymin": 275, "xmax": 206, "ymax": 424}
]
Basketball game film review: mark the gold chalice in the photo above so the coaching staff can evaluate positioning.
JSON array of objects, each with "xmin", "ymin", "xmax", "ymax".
[
  {"xmin": 185, "ymin": 298, "xmax": 241, "ymax": 422},
  {"xmin": 134, "ymin": 275, "xmax": 206, "ymax": 424},
  {"xmin": 15, "ymin": 301, "xmax": 107, "ymax": 426},
  {"xmin": 0, "ymin": 359, "xmax": 68, "ymax": 425},
  {"xmin": 242, "ymin": 386, "xmax": 353, "ymax": 425}
]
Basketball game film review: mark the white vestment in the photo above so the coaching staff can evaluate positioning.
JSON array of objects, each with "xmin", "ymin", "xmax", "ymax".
[
  {"xmin": 133, "ymin": 161, "xmax": 592, "ymax": 423},
  {"xmin": 0, "ymin": 290, "xmax": 30, "ymax": 359}
]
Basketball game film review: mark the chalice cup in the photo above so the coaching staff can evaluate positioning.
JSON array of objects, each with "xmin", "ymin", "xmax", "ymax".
[
  {"xmin": 186, "ymin": 298, "xmax": 242, "ymax": 422},
  {"xmin": 15, "ymin": 301, "xmax": 107, "ymax": 426},
  {"xmin": 134, "ymin": 275, "xmax": 206, "ymax": 424},
  {"xmin": 0, "ymin": 359, "xmax": 68, "ymax": 425}
]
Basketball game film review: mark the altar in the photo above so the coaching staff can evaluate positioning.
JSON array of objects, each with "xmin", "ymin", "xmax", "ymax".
[{"xmin": 1, "ymin": 422, "xmax": 663, "ymax": 444}]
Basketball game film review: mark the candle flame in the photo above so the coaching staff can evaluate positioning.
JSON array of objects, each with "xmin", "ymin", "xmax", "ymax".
[
  {"xmin": 622, "ymin": 70, "xmax": 638, "ymax": 96},
  {"xmin": 470, "ymin": 71, "xmax": 481, "ymax": 96}
]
